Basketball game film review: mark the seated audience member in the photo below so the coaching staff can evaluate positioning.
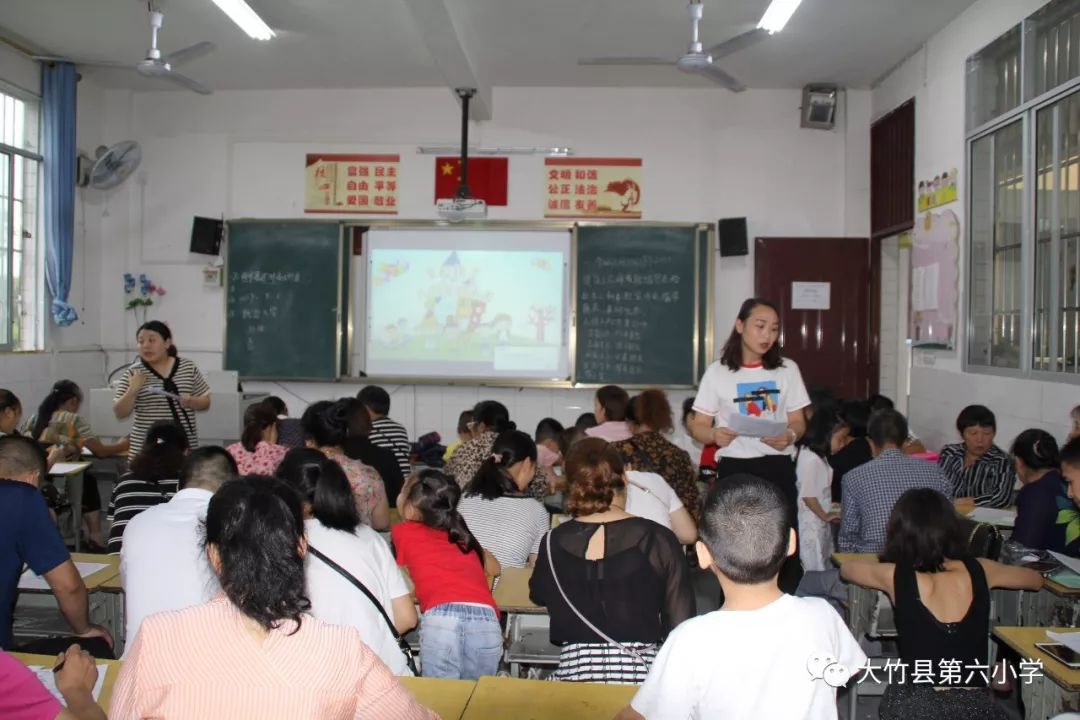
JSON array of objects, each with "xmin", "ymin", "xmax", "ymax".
[
  {"xmin": 938, "ymin": 405, "xmax": 1014, "ymax": 508},
  {"xmin": 530, "ymin": 439, "xmax": 694, "ymax": 684},
  {"xmin": 795, "ymin": 402, "xmax": 839, "ymax": 572},
  {"xmin": 0, "ymin": 436, "xmax": 111, "ymax": 652},
  {"xmin": 534, "ymin": 417, "xmax": 565, "ymax": 470},
  {"xmin": 618, "ymin": 474, "xmax": 865, "ymax": 720},
  {"xmin": 392, "ymin": 470, "xmax": 503, "ymax": 680},
  {"xmin": 443, "ymin": 410, "xmax": 474, "ymax": 463},
  {"xmin": 110, "ymin": 476, "xmax": 436, "ymax": 719},
  {"xmin": 678, "ymin": 397, "xmax": 711, "ymax": 471},
  {"xmin": 575, "ymin": 412, "xmax": 598, "ymax": 430},
  {"xmin": 1011, "ymin": 430, "xmax": 1075, "ymax": 555},
  {"xmin": 867, "ymin": 393, "xmax": 927, "ymax": 455},
  {"xmin": 120, "ymin": 446, "xmax": 237, "ymax": 651},
  {"xmin": 301, "ymin": 400, "xmax": 389, "ymax": 530},
  {"xmin": 841, "ymin": 488, "xmax": 1043, "ymax": 719},
  {"xmin": 585, "ymin": 385, "xmax": 633, "ymax": 442},
  {"xmin": 264, "ymin": 396, "xmax": 304, "ymax": 449},
  {"xmin": 1070, "ymin": 405, "xmax": 1080, "ymax": 443},
  {"xmin": 0, "ymin": 389, "xmax": 22, "ymax": 437},
  {"xmin": 358, "ymin": 385, "xmax": 411, "ymax": 477},
  {"xmin": 446, "ymin": 400, "xmax": 548, "ymax": 498},
  {"xmin": 623, "ymin": 461, "xmax": 697, "ymax": 545},
  {"xmin": 828, "ymin": 399, "xmax": 873, "ymax": 503},
  {"xmin": 459, "ymin": 430, "xmax": 550, "ymax": 569},
  {"xmin": 226, "ymin": 402, "xmax": 286, "ymax": 475},
  {"xmin": 0, "ymin": 644, "xmax": 107, "ymax": 720},
  {"xmin": 839, "ymin": 409, "xmax": 951, "ymax": 554},
  {"xmin": 23, "ymin": 380, "xmax": 127, "ymax": 552},
  {"xmin": 277, "ymin": 448, "xmax": 416, "ymax": 676},
  {"xmin": 342, "ymin": 398, "xmax": 405, "ymax": 505},
  {"xmin": 107, "ymin": 422, "xmax": 189, "ymax": 554},
  {"xmin": 614, "ymin": 389, "xmax": 701, "ymax": 523},
  {"xmin": 1060, "ymin": 437, "xmax": 1080, "ymax": 521}
]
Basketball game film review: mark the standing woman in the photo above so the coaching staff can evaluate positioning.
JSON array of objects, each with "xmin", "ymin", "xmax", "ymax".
[
  {"xmin": 687, "ymin": 298, "xmax": 810, "ymax": 591},
  {"xmin": 113, "ymin": 321, "xmax": 211, "ymax": 460}
]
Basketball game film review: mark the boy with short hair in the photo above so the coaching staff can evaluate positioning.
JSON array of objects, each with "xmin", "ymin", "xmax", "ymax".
[
  {"xmin": 358, "ymin": 385, "xmax": 411, "ymax": 477},
  {"xmin": 616, "ymin": 474, "xmax": 865, "ymax": 720}
]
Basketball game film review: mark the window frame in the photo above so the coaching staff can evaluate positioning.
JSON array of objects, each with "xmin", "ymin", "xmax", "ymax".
[
  {"xmin": 0, "ymin": 79, "xmax": 43, "ymax": 352},
  {"xmin": 963, "ymin": 7, "xmax": 1080, "ymax": 384}
]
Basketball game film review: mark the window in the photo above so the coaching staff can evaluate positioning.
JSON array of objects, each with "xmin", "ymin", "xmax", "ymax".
[
  {"xmin": 965, "ymin": 0, "xmax": 1080, "ymax": 380},
  {"xmin": 0, "ymin": 85, "xmax": 43, "ymax": 351},
  {"xmin": 968, "ymin": 121, "xmax": 1024, "ymax": 368}
]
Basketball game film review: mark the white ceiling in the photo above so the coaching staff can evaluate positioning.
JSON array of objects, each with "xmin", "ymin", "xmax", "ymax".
[{"xmin": 0, "ymin": 0, "xmax": 977, "ymax": 95}]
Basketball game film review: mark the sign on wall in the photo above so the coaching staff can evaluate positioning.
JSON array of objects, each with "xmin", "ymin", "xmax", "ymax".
[
  {"xmin": 917, "ymin": 167, "xmax": 958, "ymax": 212},
  {"xmin": 543, "ymin": 158, "xmax": 642, "ymax": 219},
  {"xmin": 304, "ymin": 153, "xmax": 400, "ymax": 214},
  {"xmin": 910, "ymin": 209, "xmax": 959, "ymax": 350}
]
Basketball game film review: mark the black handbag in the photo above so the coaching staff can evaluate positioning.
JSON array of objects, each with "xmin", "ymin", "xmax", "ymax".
[{"xmin": 308, "ymin": 545, "xmax": 418, "ymax": 675}]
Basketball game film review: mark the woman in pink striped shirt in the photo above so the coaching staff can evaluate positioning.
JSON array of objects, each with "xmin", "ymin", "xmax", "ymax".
[{"xmin": 110, "ymin": 476, "xmax": 435, "ymax": 720}]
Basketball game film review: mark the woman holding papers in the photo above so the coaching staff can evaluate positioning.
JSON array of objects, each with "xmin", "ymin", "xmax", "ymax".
[
  {"xmin": 113, "ymin": 321, "xmax": 211, "ymax": 460},
  {"xmin": 687, "ymin": 298, "xmax": 809, "ymax": 590}
]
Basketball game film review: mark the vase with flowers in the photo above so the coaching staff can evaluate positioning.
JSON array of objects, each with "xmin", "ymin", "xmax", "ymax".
[{"xmin": 124, "ymin": 273, "xmax": 166, "ymax": 326}]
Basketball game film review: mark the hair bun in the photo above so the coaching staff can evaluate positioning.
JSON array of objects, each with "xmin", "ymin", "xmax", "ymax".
[{"xmin": 506, "ymin": 420, "xmax": 517, "ymax": 431}]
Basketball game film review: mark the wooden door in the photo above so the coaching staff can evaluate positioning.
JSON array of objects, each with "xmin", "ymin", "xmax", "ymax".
[{"xmin": 754, "ymin": 237, "xmax": 880, "ymax": 399}]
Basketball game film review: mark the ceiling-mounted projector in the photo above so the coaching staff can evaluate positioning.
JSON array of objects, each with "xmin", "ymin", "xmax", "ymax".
[{"xmin": 436, "ymin": 197, "xmax": 487, "ymax": 221}]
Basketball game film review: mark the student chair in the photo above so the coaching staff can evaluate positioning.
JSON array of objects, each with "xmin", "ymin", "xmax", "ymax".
[{"xmin": 505, "ymin": 614, "xmax": 561, "ymax": 678}]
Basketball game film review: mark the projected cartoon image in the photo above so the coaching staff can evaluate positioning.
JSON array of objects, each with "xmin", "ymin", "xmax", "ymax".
[{"xmin": 369, "ymin": 248, "xmax": 563, "ymax": 372}]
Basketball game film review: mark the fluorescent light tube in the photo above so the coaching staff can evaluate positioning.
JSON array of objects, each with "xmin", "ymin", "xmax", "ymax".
[
  {"xmin": 757, "ymin": 0, "xmax": 802, "ymax": 34},
  {"xmin": 212, "ymin": 0, "xmax": 276, "ymax": 40}
]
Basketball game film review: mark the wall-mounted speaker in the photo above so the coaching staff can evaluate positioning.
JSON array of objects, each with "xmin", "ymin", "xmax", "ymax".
[
  {"xmin": 718, "ymin": 217, "xmax": 748, "ymax": 257},
  {"xmin": 190, "ymin": 216, "xmax": 223, "ymax": 256}
]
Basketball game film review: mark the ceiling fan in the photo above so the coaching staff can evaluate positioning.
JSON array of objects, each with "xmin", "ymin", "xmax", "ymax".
[
  {"xmin": 578, "ymin": 0, "xmax": 769, "ymax": 92},
  {"xmin": 34, "ymin": 8, "xmax": 215, "ymax": 95}
]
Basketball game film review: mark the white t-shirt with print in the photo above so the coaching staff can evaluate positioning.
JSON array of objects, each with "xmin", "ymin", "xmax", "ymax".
[
  {"xmin": 624, "ymin": 470, "xmax": 684, "ymax": 531},
  {"xmin": 630, "ymin": 594, "xmax": 866, "ymax": 720},
  {"xmin": 692, "ymin": 359, "xmax": 810, "ymax": 459}
]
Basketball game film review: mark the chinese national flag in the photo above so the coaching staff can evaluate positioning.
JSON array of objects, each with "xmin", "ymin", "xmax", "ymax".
[{"xmin": 434, "ymin": 156, "xmax": 508, "ymax": 206}]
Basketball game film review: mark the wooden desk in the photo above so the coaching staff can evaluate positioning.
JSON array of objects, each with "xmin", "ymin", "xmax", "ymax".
[
  {"xmin": 832, "ymin": 552, "xmax": 876, "ymax": 565},
  {"xmin": 993, "ymin": 626, "xmax": 1080, "ymax": 719},
  {"xmin": 19, "ymin": 553, "xmax": 119, "ymax": 593},
  {"xmin": 493, "ymin": 567, "xmax": 544, "ymax": 614},
  {"xmin": 50, "ymin": 462, "xmax": 93, "ymax": 552},
  {"xmin": 11, "ymin": 652, "xmax": 121, "ymax": 712},
  {"xmin": 460, "ymin": 676, "xmax": 637, "ymax": 720},
  {"xmin": 831, "ymin": 552, "xmax": 878, "ymax": 639},
  {"xmin": 400, "ymin": 676, "xmax": 475, "ymax": 720}
]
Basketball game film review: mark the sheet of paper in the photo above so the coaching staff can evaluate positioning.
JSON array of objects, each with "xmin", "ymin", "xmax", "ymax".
[
  {"xmin": 1048, "ymin": 630, "xmax": 1080, "ymax": 654},
  {"xmin": 27, "ymin": 664, "xmax": 108, "ymax": 704},
  {"xmin": 791, "ymin": 281, "xmax": 831, "ymax": 310},
  {"xmin": 20, "ymin": 562, "xmax": 108, "ymax": 590},
  {"xmin": 966, "ymin": 506, "xmax": 1016, "ymax": 527},
  {"xmin": 49, "ymin": 462, "xmax": 91, "ymax": 475},
  {"xmin": 1049, "ymin": 550, "xmax": 1080, "ymax": 575},
  {"xmin": 726, "ymin": 414, "xmax": 789, "ymax": 438},
  {"xmin": 912, "ymin": 263, "xmax": 940, "ymax": 312},
  {"xmin": 145, "ymin": 386, "xmax": 181, "ymax": 401},
  {"xmin": 81, "ymin": 446, "xmax": 93, "ymax": 457}
]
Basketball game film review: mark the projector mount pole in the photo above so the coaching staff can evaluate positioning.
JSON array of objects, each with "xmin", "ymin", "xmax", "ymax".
[{"xmin": 455, "ymin": 88, "xmax": 475, "ymax": 200}]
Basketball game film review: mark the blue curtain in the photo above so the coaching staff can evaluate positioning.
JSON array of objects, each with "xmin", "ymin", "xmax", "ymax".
[{"xmin": 41, "ymin": 62, "xmax": 78, "ymax": 326}]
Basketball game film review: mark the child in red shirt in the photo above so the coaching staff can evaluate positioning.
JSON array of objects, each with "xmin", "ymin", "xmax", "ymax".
[{"xmin": 392, "ymin": 470, "xmax": 503, "ymax": 679}]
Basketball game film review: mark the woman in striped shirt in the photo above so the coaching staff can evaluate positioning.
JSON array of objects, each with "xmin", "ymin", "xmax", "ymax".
[
  {"xmin": 113, "ymin": 321, "xmax": 211, "ymax": 460},
  {"xmin": 107, "ymin": 422, "xmax": 189, "ymax": 554},
  {"xmin": 110, "ymin": 475, "xmax": 435, "ymax": 720},
  {"xmin": 459, "ymin": 429, "xmax": 550, "ymax": 569},
  {"xmin": 938, "ymin": 405, "xmax": 1015, "ymax": 509}
]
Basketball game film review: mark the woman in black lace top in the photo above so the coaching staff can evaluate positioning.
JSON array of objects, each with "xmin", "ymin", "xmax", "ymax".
[{"xmin": 530, "ymin": 438, "xmax": 695, "ymax": 684}]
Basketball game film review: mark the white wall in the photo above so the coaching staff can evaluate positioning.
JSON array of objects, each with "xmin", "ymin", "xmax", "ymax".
[
  {"xmin": 873, "ymin": 0, "xmax": 1069, "ymax": 451},
  {"xmin": 81, "ymin": 84, "xmax": 870, "ymax": 440},
  {"xmin": 0, "ymin": 47, "xmax": 108, "ymax": 408}
]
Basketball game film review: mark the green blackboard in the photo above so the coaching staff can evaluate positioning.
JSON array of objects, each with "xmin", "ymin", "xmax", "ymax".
[
  {"xmin": 225, "ymin": 221, "xmax": 343, "ymax": 379},
  {"xmin": 574, "ymin": 225, "xmax": 705, "ymax": 386}
]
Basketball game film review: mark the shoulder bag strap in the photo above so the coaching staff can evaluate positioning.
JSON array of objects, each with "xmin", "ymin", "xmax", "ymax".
[
  {"xmin": 544, "ymin": 530, "xmax": 650, "ymax": 669},
  {"xmin": 308, "ymin": 545, "xmax": 400, "ymax": 639},
  {"xmin": 139, "ymin": 358, "xmax": 197, "ymax": 440}
]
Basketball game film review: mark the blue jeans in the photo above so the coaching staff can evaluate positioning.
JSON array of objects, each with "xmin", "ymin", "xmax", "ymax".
[{"xmin": 419, "ymin": 603, "xmax": 503, "ymax": 679}]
